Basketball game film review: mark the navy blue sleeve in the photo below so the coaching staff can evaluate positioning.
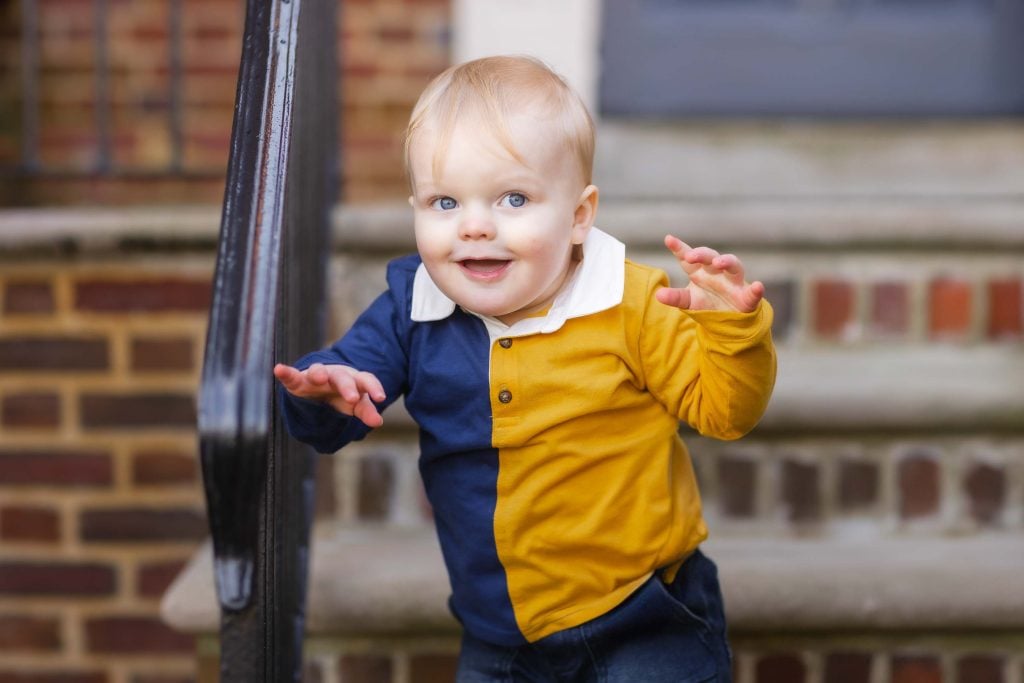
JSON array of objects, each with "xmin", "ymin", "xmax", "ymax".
[{"xmin": 278, "ymin": 256, "xmax": 418, "ymax": 453}]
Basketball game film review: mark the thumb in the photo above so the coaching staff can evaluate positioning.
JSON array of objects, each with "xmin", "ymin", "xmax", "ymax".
[{"xmin": 655, "ymin": 287, "xmax": 691, "ymax": 310}]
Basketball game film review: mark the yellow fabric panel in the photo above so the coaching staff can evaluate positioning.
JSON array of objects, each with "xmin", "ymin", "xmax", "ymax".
[{"xmin": 489, "ymin": 260, "xmax": 777, "ymax": 642}]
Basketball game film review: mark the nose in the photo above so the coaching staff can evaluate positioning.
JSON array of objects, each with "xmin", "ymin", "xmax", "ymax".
[{"xmin": 458, "ymin": 207, "xmax": 496, "ymax": 241}]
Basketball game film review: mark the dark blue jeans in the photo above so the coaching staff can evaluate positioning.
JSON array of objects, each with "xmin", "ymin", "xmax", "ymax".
[{"xmin": 455, "ymin": 549, "xmax": 732, "ymax": 683}]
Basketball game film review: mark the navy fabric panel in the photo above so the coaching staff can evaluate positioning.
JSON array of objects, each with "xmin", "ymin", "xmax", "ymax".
[
  {"xmin": 422, "ymin": 447, "xmax": 524, "ymax": 646},
  {"xmin": 279, "ymin": 254, "xmax": 523, "ymax": 644},
  {"xmin": 405, "ymin": 308, "xmax": 493, "ymax": 461}
]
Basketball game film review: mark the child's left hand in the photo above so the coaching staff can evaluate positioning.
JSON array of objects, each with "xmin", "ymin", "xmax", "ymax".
[{"xmin": 654, "ymin": 234, "xmax": 765, "ymax": 313}]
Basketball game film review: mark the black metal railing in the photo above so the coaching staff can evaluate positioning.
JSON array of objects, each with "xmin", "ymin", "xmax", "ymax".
[{"xmin": 198, "ymin": 0, "xmax": 336, "ymax": 680}]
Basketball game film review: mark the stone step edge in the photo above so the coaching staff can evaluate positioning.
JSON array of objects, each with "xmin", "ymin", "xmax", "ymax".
[
  {"xmin": 1, "ymin": 198, "xmax": 1023, "ymax": 253},
  {"xmin": 366, "ymin": 346, "xmax": 1024, "ymax": 434},
  {"xmin": 161, "ymin": 529, "xmax": 1024, "ymax": 637}
]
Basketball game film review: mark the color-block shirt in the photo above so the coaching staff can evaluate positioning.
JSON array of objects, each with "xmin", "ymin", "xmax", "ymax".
[{"xmin": 280, "ymin": 227, "xmax": 777, "ymax": 646}]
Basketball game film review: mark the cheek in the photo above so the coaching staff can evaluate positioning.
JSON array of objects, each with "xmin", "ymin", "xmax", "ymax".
[{"xmin": 414, "ymin": 220, "xmax": 449, "ymax": 260}]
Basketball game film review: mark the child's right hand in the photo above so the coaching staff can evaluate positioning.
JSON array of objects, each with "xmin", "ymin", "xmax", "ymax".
[{"xmin": 273, "ymin": 363, "xmax": 386, "ymax": 428}]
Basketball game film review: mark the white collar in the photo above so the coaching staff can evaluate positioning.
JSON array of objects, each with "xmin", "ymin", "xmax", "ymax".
[{"xmin": 410, "ymin": 226, "xmax": 626, "ymax": 337}]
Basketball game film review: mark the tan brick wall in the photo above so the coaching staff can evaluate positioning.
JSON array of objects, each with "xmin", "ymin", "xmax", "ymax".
[{"xmin": 0, "ymin": 0, "xmax": 452, "ymax": 206}]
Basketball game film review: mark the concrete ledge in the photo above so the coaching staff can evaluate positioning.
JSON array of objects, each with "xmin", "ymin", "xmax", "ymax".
[
  {"xmin": 162, "ymin": 529, "xmax": 1024, "ymax": 637},
  {"xmin": 762, "ymin": 347, "xmax": 1024, "ymax": 434}
]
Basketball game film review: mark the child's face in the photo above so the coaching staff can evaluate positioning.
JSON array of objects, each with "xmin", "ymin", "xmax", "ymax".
[{"xmin": 408, "ymin": 112, "xmax": 596, "ymax": 326}]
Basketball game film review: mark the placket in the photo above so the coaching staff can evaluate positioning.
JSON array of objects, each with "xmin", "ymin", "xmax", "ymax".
[{"xmin": 489, "ymin": 334, "xmax": 522, "ymax": 444}]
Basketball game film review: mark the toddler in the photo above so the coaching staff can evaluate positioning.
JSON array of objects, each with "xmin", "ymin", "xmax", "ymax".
[{"xmin": 275, "ymin": 55, "xmax": 776, "ymax": 682}]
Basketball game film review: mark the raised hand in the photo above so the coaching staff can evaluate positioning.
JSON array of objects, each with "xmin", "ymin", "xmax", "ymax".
[
  {"xmin": 273, "ymin": 362, "xmax": 386, "ymax": 428},
  {"xmin": 654, "ymin": 235, "xmax": 765, "ymax": 313}
]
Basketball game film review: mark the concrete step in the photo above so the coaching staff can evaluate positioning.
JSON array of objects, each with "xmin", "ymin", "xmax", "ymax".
[
  {"xmin": 161, "ymin": 528, "xmax": 1024, "ymax": 637},
  {"xmin": 593, "ymin": 120, "xmax": 1024, "ymax": 200}
]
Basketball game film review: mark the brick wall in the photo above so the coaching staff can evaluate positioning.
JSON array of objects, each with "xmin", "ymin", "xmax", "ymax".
[
  {"xmin": 0, "ymin": 235, "xmax": 344, "ymax": 682},
  {"xmin": 0, "ymin": 255, "xmax": 214, "ymax": 682},
  {"xmin": 0, "ymin": 0, "xmax": 449, "ymax": 206}
]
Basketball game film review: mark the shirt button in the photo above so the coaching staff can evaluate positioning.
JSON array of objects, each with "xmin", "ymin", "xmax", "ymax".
[
  {"xmin": 498, "ymin": 389, "xmax": 513, "ymax": 404},
  {"xmin": 498, "ymin": 338, "xmax": 513, "ymax": 349}
]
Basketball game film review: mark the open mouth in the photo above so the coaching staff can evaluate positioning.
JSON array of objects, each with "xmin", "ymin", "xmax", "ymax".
[{"xmin": 459, "ymin": 259, "xmax": 510, "ymax": 277}]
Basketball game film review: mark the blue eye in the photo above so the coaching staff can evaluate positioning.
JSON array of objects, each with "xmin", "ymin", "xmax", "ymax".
[
  {"xmin": 502, "ymin": 193, "xmax": 527, "ymax": 208},
  {"xmin": 431, "ymin": 196, "xmax": 457, "ymax": 211}
]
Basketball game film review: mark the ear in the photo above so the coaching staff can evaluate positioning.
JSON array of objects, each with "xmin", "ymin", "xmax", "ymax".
[{"xmin": 571, "ymin": 184, "xmax": 599, "ymax": 245}]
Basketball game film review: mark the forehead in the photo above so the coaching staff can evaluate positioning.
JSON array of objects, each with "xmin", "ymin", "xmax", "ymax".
[{"xmin": 408, "ymin": 111, "xmax": 573, "ymax": 185}]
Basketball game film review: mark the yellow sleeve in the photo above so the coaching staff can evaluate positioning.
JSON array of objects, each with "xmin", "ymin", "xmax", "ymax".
[{"xmin": 637, "ymin": 267, "xmax": 777, "ymax": 440}]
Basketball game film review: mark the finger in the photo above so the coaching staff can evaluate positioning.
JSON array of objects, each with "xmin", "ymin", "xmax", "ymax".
[
  {"xmin": 273, "ymin": 364, "xmax": 305, "ymax": 391},
  {"xmin": 664, "ymin": 234, "xmax": 691, "ymax": 256},
  {"xmin": 685, "ymin": 246, "xmax": 722, "ymax": 268},
  {"xmin": 325, "ymin": 367, "xmax": 360, "ymax": 404},
  {"xmin": 655, "ymin": 286, "xmax": 691, "ymax": 310},
  {"xmin": 353, "ymin": 393, "xmax": 384, "ymax": 428},
  {"xmin": 663, "ymin": 235, "xmax": 700, "ymax": 276},
  {"xmin": 744, "ymin": 281, "xmax": 766, "ymax": 311},
  {"xmin": 353, "ymin": 371, "xmax": 387, "ymax": 403},
  {"xmin": 712, "ymin": 253, "xmax": 744, "ymax": 277},
  {"xmin": 306, "ymin": 363, "xmax": 330, "ymax": 386}
]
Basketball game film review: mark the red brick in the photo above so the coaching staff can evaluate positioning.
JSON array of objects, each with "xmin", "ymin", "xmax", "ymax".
[
  {"xmin": 0, "ymin": 450, "xmax": 113, "ymax": 487},
  {"xmin": 899, "ymin": 454, "xmax": 941, "ymax": 519},
  {"xmin": 0, "ymin": 562, "xmax": 116, "ymax": 596},
  {"xmin": 85, "ymin": 616, "xmax": 194, "ymax": 654},
  {"xmin": 408, "ymin": 654, "xmax": 457, "ymax": 683},
  {"xmin": 358, "ymin": 455, "xmax": 394, "ymax": 521},
  {"xmin": 3, "ymin": 281, "xmax": 55, "ymax": 315},
  {"xmin": 130, "ymin": 337, "xmax": 195, "ymax": 372},
  {"xmin": 0, "ymin": 505, "xmax": 61, "ymax": 542},
  {"xmin": 987, "ymin": 278, "xmax": 1022, "ymax": 340},
  {"xmin": 339, "ymin": 655, "xmax": 392, "ymax": 683},
  {"xmin": 717, "ymin": 455, "xmax": 757, "ymax": 518},
  {"xmin": 964, "ymin": 463, "xmax": 1005, "ymax": 526},
  {"xmin": 756, "ymin": 653, "xmax": 806, "ymax": 683},
  {"xmin": 80, "ymin": 393, "xmax": 195, "ymax": 429},
  {"xmin": 0, "ymin": 615, "xmax": 61, "ymax": 651},
  {"xmin": 824, "ymin": 652, "xmax": 872, "ymax": 683},
  {"xmin": 80, "ymin": 507, "xmax": 207, "ymax": 543},
  {"xmin": 131, "ymin": 450, "xmax": 198, "ymax": 486},
  {"xmin": 871, "ymin": 282, "xmax": 909, "ymax": 337},
  {"xmin": 74, "ymin": 278, "xmax": 211, "ymax": 312},
  {"xmin": 0, "ymin": 336, "xmax": 108, "ymax": 371},
  {"xmin": 136, "ymin": 560, "xmax": 187, "ymax": 598},
  {"xmin": 1, "ymin": 392, "xmax": 61, "ymax": 429},
  {"xmin": 929, "ymin": 279, "xmax": 973, "ymax": 339},
  {"xmin": 892, "ymin": 655, "xmax": 942, "ymax": 683},
  {"xmin": 957, "ymin": 654, "xmax": 1004, "ymax": 683},
  {"xmin": 378, "ymin": 26, "xmax": 415, "ymax": 42},
  {"xmin": 0, "ymin": 672, "xmax": 107, "ymax": 683},
  {"xmin": 838, "ymin": 460, "xmax": 879, "ymax": 511},
  {"xmin": 814, "ymin": 280, "xmax": 855, "ymax": 339},
  {"xmin": 781, "ymin": 459, "xmax": 821, "ymax": 523}
]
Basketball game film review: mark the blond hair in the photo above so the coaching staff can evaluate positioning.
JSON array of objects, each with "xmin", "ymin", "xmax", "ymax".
[{"xmin": 404, "ymin": 55, "xmax": 596, "ymax": 186}]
